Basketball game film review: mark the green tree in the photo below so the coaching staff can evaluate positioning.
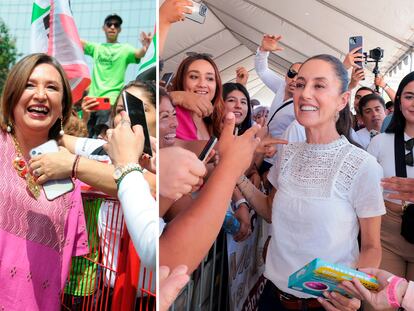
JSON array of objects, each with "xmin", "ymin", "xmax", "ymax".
[{"xmin": 0, "ymin": 18, "xmax": 19, "ymax": 93}]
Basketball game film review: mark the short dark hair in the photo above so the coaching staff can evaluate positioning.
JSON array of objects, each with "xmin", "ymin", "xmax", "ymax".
[
  {"xmin": 355, "ymin": 86, "xmax": 374, "ymax": 95},
  {"xmin": 386, "ymin": 71, "xmax": 414, "ymax": 134},
  {"xmin": 385, "ymin": 101, "xmax": 394, "ymax": 110},
  {"xmin": 358, "ymin": 93, "xmax": 385, "ymax": 115}
]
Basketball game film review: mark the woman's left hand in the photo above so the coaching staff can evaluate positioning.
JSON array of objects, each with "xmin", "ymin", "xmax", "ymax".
[
  {"xmin": 29, "ymin": 147, "xmax": 75, "ymax": 184},
  {"xmin": 317, "ymin": 291, "xmax": 361, "ymax": 311}
]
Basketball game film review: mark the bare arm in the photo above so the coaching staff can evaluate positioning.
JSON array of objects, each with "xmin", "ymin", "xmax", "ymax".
[
  {"xmin": 357, "ymin": 216, "xmax": 382, "ymax": 268},
  {"xmin": 237, "ymin": 175, "xmax": 275, "ymax": 223},
  {"xmin": 160, "ymin": 113, "xmax": 260, "ymax": 273},
  {"xmin": 159, "ymin": 0, "xmax": 192, "ymax": 56}
]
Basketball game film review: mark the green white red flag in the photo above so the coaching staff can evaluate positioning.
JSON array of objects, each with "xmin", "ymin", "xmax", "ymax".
[{"xmin": 31, "ymin": 0, "xmax": 90, "ymax": 103}]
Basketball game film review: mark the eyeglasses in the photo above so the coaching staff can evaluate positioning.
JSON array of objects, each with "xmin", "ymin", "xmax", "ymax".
[
  {"xmin": 287, "ymin": 68, "xmax": 298, "ymax": 79},
  {"xmin": 186, "ymin": 51, "xmax": 214, "ymax": 59},
  {"xmin": 105, "ymin": 21, "xmax": 120, "ymax": 28}
]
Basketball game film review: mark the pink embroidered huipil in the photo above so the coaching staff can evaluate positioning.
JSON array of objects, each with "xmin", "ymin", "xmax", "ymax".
[{"xmin": 0, "ymin": 131, "xmax": 89, "ymax": 310}]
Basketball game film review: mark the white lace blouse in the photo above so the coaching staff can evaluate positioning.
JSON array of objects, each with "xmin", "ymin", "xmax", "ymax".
[{"xmin": 266, "ymin": 136, "xmax": 385, "ymax": 298}]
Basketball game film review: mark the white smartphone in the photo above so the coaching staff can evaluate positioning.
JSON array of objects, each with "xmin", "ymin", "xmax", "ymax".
[
  {"xmin": 30, "ymin": 140, "xmax": 74, "ymax": 201},
  {"xmin": 185, "ymin": 1, "xmax": 208, "ymax": 24}
]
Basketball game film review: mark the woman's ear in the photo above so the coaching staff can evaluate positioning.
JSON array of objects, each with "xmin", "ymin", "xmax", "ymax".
[{"xmin": 339, "ymin": 90, "xmax": 351, "ymax": 111}]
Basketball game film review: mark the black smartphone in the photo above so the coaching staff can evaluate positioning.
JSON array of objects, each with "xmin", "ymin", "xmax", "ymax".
[
  {"xmin": 122, "ymin": 91, "xmax": 153, "ymax": 157},
  {"xmin": 198, "ymin": 135, "xmax": 218, "ymax": 162},
  {"xmin": 161, "ymin": 72, "xmax": 174, "ymax": 88},
  {"xmin": 349, "ymin": 36, "xmax": 363, "ymax": 68}
]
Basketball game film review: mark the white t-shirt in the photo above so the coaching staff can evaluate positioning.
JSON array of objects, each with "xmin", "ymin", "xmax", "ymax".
[
  {"xmin": 266, "ymin": 136, "xmax": 385, "ymax": 298},
  {"xmin": 356, "ymin": 127, "xmax": 371, "ymax": 150},
  {"xmin": 368, "ymin": 132, "xmax": 414, "ymax": 204},
  {"xmin": 255, "ymin": 49, "xmax": 295, "ymax": 164}
]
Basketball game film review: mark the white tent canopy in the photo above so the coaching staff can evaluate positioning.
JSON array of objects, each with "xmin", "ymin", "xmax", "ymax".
[{"xmin": 163, "ymin": 0, "xmax": 414, "ymax": 106}]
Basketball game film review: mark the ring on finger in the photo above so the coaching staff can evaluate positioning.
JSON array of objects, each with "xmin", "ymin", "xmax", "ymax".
[{"xmin": 33, "ymin": 168, "xmax": 41, "ymax": 177}]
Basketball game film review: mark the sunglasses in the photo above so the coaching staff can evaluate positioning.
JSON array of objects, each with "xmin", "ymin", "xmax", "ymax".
[
  {"xmin": 105, "ymin": 21, "xmax": 120, "ymax": 28},
  {"xmin": 186, "ymin": 51, "xmax": 214, "ymax": 59},
  {"xmin": 287, "ymin": 68, "xmax": 298, "ymax": 79}
]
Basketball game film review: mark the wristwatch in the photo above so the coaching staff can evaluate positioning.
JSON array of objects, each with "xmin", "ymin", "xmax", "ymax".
[{"xmin": 113, "ymin": 163, "xmax": 143, "ymax": 188}]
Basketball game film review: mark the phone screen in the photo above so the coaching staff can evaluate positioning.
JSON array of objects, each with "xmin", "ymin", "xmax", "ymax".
[
  {"xmin": 161, "ymin": 72, "xmax": 174, "ymax": 88},
  {"xmin": 123, "ymin": 91, "xmax": 153, "ymax": 157},
  {"xmin": 349, "ymin": 36, "xmax": 363, "ymax": 68},
  {"xmin": 198, "ymin": 136, "xmax": 217, "ymax": 162}
]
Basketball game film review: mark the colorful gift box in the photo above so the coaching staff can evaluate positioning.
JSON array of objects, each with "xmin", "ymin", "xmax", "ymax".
[{"xmin": 288, "ymin": 258, "xmax": 379, "ymax": 297}]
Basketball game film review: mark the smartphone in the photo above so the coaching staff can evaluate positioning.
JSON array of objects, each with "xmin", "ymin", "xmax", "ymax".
[
  {"xmin": 198, "ymin": 135, "xmax": 218, "ymax": 162},
  {"xmin": 185, "ymin": 1, "xmax": 208, "ymax": 24},
  {"xmin": 349, "ymin": 36, "xmax": 363, "ymax": 68},
  {"xmin": 30, "ymin": 140, "xmax": 74, "ymax": 201},
  {"xmin": 85, "ymin": 97, "xmax": 111, "ymax": 111},
  {"xmin": 161, "ymin": 72, "xmax": 174, "ymax": 88},
  {"xmin": 122, "ymin": 91, "xmax": 153, "ymax": 157}
]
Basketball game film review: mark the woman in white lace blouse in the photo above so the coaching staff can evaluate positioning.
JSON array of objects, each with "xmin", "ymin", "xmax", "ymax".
[{"xmin": 237, "ymin": 54, "xmax": 385, "ymax": 311}]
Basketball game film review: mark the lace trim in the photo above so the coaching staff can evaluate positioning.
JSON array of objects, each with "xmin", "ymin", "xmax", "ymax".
[{"xmin": 279, "ymin": 136, "xmax": 369, "ymax": 198}]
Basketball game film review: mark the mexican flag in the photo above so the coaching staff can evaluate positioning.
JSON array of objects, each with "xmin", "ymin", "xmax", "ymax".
[
  {"xmin": 136, "ymin": 30, "xmax": 156, "ymax": 81},
  {"xmin": 31, "ymin": 0, "xmax": 90, "ymax": 103}
]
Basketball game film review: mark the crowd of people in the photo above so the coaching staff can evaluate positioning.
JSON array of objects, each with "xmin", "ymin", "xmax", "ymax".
[
  {"xmin": 2, "ymin": 1, "xmax": 414, "ymax": 310},
  {"xmin": 0, "ymin": 11, "xmax": 156, "ymax": 310},
  {"xmin": 158, "ymin": 0, "xmax": 414, "ymax": 310}
]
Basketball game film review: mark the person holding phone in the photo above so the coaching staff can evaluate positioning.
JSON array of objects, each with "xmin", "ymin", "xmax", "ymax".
[
  {"xmin": 0, "ymin": 53, "xmax": 89, "ymax": 309},
  {"xmin": 80, "ymin": 13, "xmax": 152, "ymax": 135},
  {"xmin": 237, "ymin": 55, "xmax": 385, "ymax": 311}
]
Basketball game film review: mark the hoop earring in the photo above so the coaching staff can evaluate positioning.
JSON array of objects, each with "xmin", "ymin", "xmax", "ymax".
[{"xmin": 59, "ymin": 118, "xmax": 65, "ymax": 136}]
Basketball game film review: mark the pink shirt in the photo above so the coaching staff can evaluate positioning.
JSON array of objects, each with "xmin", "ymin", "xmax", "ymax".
[
  {"xmin": 175, "ymin": 106, "xmax": 198, "ymax": 141},
  {"xmin": 0, "ymin": 131, "xmax": 88, "ymax": 310}
]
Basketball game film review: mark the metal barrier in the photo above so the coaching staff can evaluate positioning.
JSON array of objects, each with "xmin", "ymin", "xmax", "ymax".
[
  {"xmin": 170, "ymin": 231, "xmax": 229, "ymax": 311},
  {"xmin": 61, "ymin": 192, "xmax": 156, "ymax": 310}
]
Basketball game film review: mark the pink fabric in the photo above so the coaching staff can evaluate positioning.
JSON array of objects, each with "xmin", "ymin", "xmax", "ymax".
[
  {"xmin": 0, "ymin": 131, "xmax": 88, "ymax": 310},
  {"xmin": 175, "ymin": 106, "xmax": 198, "ymax": 141}
]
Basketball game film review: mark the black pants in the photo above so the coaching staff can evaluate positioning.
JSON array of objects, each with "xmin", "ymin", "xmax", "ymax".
[{"xmin": 258, "ymin": 280, "xmax": 325, "ymax": 311}]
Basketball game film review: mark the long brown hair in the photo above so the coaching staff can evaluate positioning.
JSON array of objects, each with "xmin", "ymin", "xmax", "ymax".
[
  {"xmin": 0, "ymin": 53, "xmax": 72, "ymax": 139},
  {"xmin": 170, "ymin": 54, "xmax": 225, "ymax": 137}
]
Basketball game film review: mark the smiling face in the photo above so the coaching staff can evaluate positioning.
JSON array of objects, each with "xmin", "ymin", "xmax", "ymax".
[
  {"xmin": 400, "ymin": 81, "xmax": 414, "ymax": 127},
  {"xmin": 114, "ymin": 85, "xmax": 156, "ymax": 137},
  {"xmin": 12, "ymin": 63, "xmax": 63, "ymax": 138},
  {"xmin": 159, "ymin": 96, "xmax": 178, "ymax": 148},
  {"xmin": 223, "ymin": 90, "xmax": 248, "ymax": 125},
  {"xmin": 184, "ymin": 59, "xmax": 217, "ymax": 102},
  {"xmin": 294, "ymin": 59, "xmax": 349, "ymax": 131}
]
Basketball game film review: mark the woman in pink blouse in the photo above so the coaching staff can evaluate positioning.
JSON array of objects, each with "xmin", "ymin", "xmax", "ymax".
[{"xmin": 0, "ymin": 53, "xmax": 88, "ymax": 310}]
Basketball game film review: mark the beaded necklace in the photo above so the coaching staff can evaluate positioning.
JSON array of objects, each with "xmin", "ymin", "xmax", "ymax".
[{"xmin": 11, "ymin": 134, "xmax": 41, "ymax": 199}]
